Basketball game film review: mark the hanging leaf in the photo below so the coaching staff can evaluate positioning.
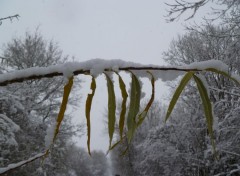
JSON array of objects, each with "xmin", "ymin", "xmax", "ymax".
[
  {"xmin": 193, "ymin": 75, "xmax": 216, "ymax": 155},
  {"xmin": 44, "ymin": 76, "xmax": 74, "ymax": 157},
  {"xmin": 115, "ymin": 72, "xmax": 128, "ymax": 140},
  {"xmin": 127, "ymin": 72, "xmax": 141, "ymax": 142},
  {"xmin": 206, "ymin": 68, "xmax": 240, "ymax": 85},
  {"xmin": 137, "ymin": 71, "xmax": 155, "ymax": 127},
  {"xmin": 85, "ymin": 76, "xmax": 96, "ymax": 155},
  {"xmin": 165, "ymin": 71, "xmax": 194, "ymax": 122},
  {"xmin": 104, "ymin": 73, "xmax": 116, "ymax": 148}
]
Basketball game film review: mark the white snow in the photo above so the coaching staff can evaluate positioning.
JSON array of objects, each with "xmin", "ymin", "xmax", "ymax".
[
  {"xmin": 183, "ymin": 60, "xmax": 228, "ymax": 72},
  {"xmin": 0, "ymin": 114, "xmax": 20, "ymax": 147},
  {"xmin": 0, "ymin": 59, "xmax": 235, "ymax": 85},
  {"xmin": 0, "ymin": 114, "xmax": 20, "ymax": 132}
]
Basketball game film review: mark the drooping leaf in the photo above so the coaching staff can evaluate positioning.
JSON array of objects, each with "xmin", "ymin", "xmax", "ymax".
[
  {"xmin": 115, "ymin": 72, "xmax": 128, "ymax": 140},
  {"xmin": 85, "ymin": 76, "xmax": 96, "ymax": 155},
  {"xmin": 137, "ymin": 71, "xmax": 155, "ymax": 127},
  {"xmin": 127, "ymin": 72, "xmax": 141, "ymax": 142},
  {"xmin": 104, "ymin": 73, "xmax": 116, "ymax": 148},
  {"xmin": 206, "ymin": 68, "xmax": 240, "ymax": 85},
  {"xmin": 165, "ymin": 71, "xmax": 194, "ymax": 122},
  {"xmin": 44, "ymin": 76, "xmax": 74, "ymax": 157},
  {"xmin": 193, "ymin": 75, "xmax": 216, "ymax": 155}
]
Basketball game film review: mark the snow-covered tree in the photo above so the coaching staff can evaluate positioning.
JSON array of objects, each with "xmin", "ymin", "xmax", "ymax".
[
  {"xmin": 0, "ymin": 31, "xmax": 82, "ymax": 175},
  {"xmin": 163, "ymin": 25, "xmax": 240, "ymax": 175}
]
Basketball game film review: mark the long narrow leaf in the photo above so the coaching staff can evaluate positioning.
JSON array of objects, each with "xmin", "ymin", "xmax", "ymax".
[
  {"xmin": 85, "ymin": 76, "xmax": 96, "ymax": 155},
  {"xmin": 165, "ymin": 71, "xmax": 194, "ymax": 122},
  {"xmin": 127, "ymin": 72, "xmax": 141, "ymax": 142},
  {"xmin": 137, "ymin": 71, "xmax": 155, "ymax": 127},
  {"xmin": 104, "ymin": 73, "xmax": 116, "ymax": 149},
  {"xmin": 115, "ymin": 72, "xmax": 128, "ymax": 140},
  {"xmin": 206, "ymin": 68, "xmax": 240, "ymax": 85},
  {"xmin": 44, "ymin": 76, "xmax": 74, "ymax": 156},
  {"xmin": 193, "ymin": 75, "xmax": 216, "ymax": 155}
]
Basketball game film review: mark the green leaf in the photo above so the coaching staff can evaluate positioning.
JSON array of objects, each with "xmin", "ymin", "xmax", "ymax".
[
  {"xmin": 165, "ymin": 71, "xmax": 194, "ymax": 122},
  {"xmin": 127, "ymin": 72, "xmax": 141, "ymax": 142},
  {"xmin": 115, "ymin": 72, "xmax": 128, "ymax": 140},
  {"xmin": 85, "ymin": 76, "xmax": 96, "ymax": 155},
  {"xmin": 206, "ymin": 68, "xmax": 240, "ymax": 85},
  {"xmin": 137, "ymin": 71, "xmax": 155, "ymax": 127},
  {"xmin": 193, "ymin": 75, "xmax": 216, "ymax": 155},
  {"xmin": 104, "ymin": 73, "xmax": 116, "ymax": 149},
  {"xmin": 44, "ymin": 76, "xmax": 74, "ymax": 157}
]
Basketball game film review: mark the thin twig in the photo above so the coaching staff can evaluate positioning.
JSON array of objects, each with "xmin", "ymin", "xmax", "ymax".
[
  {"xmin": 165, "ymin": 0, "xmax": 209, "ymax": 21},
  {"xmin": 0, "ymin": 14, "xmax": 20, "ymax": 25},
  {"xmin": 209, "ymin": 87, "xmax": 240, "ymax": 97}
]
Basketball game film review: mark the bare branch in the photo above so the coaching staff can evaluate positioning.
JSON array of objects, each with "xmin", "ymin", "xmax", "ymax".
[
  {"xmin": 165, "ymin": 0, "xmax": 210, "ymax": 22},
  {"xmin": 0, "ymin": 14, "xmax": 20, "ymax": 25}
]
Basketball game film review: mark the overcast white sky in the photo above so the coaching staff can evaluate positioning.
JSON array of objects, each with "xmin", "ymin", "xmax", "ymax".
[{"xmin": 0, "ymin": 0, "xmax": 210, "ymax": 151}]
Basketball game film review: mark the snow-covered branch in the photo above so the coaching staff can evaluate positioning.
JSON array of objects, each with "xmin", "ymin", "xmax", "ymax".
[
  {"xmin": 0, "ymin": 59, "xmax": 230, "ymax": 86},
  {"xmin": 0, "ymin": 152, "xmax": 45, "ymax": 175}
]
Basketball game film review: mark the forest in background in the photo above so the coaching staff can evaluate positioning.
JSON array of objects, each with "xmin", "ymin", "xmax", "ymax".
[
  {"xmin": 0, "ymin": 31, "xmax": 109, "ymax": 176},
  {"xmin": 111, "ymin": 1, "xmax": 240, "ymax": 175}
]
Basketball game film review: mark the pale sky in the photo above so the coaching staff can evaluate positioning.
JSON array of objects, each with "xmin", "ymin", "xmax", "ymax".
[{"xmin": 0, "ymin": 0, "xmax": 210, "ymax": 151}]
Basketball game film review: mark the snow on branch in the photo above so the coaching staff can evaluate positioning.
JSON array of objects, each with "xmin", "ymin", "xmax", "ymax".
[
  {"xmin": 0, "ymin": 152, "xmax": 45, "ymax": 175},
  {"xmin": 0, "ymin": 59, "xmax": 231, "ymax": 86}
]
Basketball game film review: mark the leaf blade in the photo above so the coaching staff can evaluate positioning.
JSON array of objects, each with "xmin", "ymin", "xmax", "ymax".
[
  {"xmin": 85, "ymin": 76, "xmax": 96, "ymax": 155},
  {"xmin": 44, "ymin": 76, "xmax": 74, "ymax": 157},
  {"xmin": 193, "ymin": 75, "xmax": 216, "ymax": 155},
  {"xmin": 165, "ymin": 71, "xmax": 194, "ymax": 122},
  {"xmin": 115, "ymin": 72, "xmax": 128, "ymax": 140},
  {"xmin": 127, "ymin": 72, "xmax": 141, "ymax": 142},
  {"xmin": 137, "ymin": 71, "xmax": 155, "ymax": 127},
  {"xmin": 104, "ymin": 73, "xmax": 116, "ymax": 148}
]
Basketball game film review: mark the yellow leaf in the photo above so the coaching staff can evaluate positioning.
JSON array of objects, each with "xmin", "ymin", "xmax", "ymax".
[
  {"xmin": 165, "ymin": 71, "xmax": 194, "ymax": 122},
  {"xmin": 127, "ymin": 72, "xmax": 141, "ymax": 142},
  {"xmin": 85, "ymin": 76, "xmax": 96, "ymax": 155},
  {"xmin": 44, "ymin": 76, "xmax": 74, "ymax": 157},
  {"xmin": 193, "ymin": 75, "xmax": 217, "ymax": 156},
  {"xmin": 104, "ymin": 73, "xmax": 116, "ymax": 149},
  {"xmin": 115, "ymin": 72, "xmax": 128, "ymax": 140},
  {"xmin": 137, "ymin": 71, "xmax": 155, "ymax": 127}
]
